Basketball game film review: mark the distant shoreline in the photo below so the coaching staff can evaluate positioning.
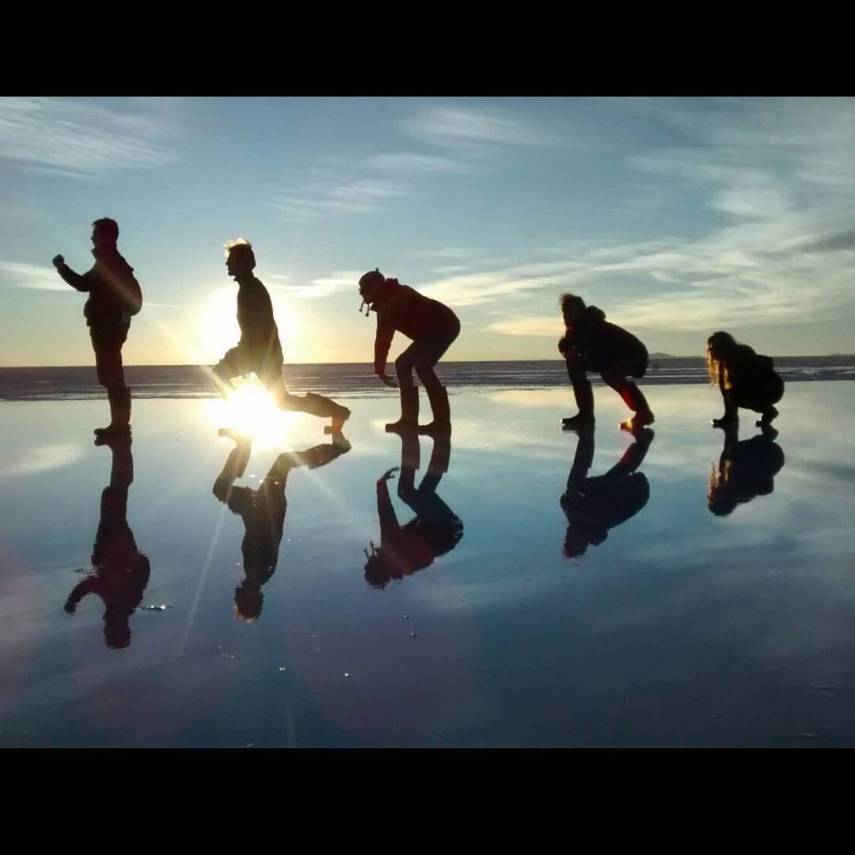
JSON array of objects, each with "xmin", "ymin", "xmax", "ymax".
[{"xmin": 2, "ymin": 358, "xmax": 855, "ymax": 401}]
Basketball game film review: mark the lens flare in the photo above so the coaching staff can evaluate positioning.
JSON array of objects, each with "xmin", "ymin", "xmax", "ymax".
[{"xmin": 205, "ymin": 381, "xmax": 297, "ymax": 450}]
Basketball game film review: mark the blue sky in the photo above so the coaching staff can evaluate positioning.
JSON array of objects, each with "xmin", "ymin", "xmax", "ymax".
[{"xmin": 2, "ymin": 96, "xmax": 854, "ymax": 366}]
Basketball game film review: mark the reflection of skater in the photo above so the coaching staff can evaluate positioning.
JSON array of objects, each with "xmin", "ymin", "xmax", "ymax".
[
  {"xmin": 558, "ymin": 293, "xmax": 654, "ymax": 431},
  {"xmin": 708, "ymin": 424, "xmax": 784, "ymax": 516},
  {"xmin": 357, "ymin": 269, "xmax": 460, "ymax": 434},
  {"xmin": 52, "ymin": 218, "xmax": 143, "ymax": 441},
  {"xmin": 560, "ymin": 426, "xmax": 654, "ymax": 558},
  {"xmin": 213, "ymin": 430, "xmax": 350, "ymax": 620},
  {"xmin": 364, "ymin": 432, "xmax": 463, "ymax": 588},
  {"xmin": 64, "ymin": 438, "xmax": 150, "ymax": 649},
  {"xmin": 211, "ymin": 240, "xmax": 350, "ymax": 433},
  {"xmin": 707, "ymin": 331, "xmax": 784, "ymax": 427}
]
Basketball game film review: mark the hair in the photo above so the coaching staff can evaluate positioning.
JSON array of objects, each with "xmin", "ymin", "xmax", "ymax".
[
  {"xmin": 706, "ymin": 330, "xmax": 738, "ymax": 387},
  {"xmin": 225, "ymin": 238, "xmax": 256, "ymax": 270},
  {"xmin": 92, "ymin": 218, "xmax": 119, "ymax": 242},
  {"xmin": 560, "ymin": 293, "xmax": 586, "ymax": 316}
]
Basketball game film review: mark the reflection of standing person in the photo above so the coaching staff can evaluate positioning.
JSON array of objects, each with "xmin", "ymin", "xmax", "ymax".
[
  {"xmin": 213, "ymin": 430, "xmax": 350, "ymax": 620},
  {"xmin": 52, "ymin": 218, "xmax": 142, "ymax": 440},
  {"xmin": 211, "ymin": 240, "xmax": 350, "ymax": 434},
  {"xmin": 560, "ymin": 426, "xmax": 654, "ymax": 558},
  {"xmin": 707, "ymin": 332, "xmax": 784, "ymax": 427},
  {"xmin": 357, "ymin": 269, "xmax": 460, "ymax": 434},
  {"xmin": 364, "ymin": 432, "xmax": 463, "ymax": 588},
  {"xmin": 708, "ymin": 424, "xmax": 784, "ymax": 516},
  {"xmin": 558, "ymin": 293, "xmax": 654, "ymax": 431},
  {"xmin": 64, "ymin": 438, "xmax": 150, "ymax": 649}
]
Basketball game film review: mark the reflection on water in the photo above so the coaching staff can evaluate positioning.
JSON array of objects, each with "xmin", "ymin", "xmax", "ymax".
[
  {"xmin": 213, "ymin": 429, "xmax": 351, "ymax": 620},
  {"xmin": 364, "ymin": 432, "xmax": 463, "ymax": 588},
  {"xmin": 561, "ymin": 427, "xmax": 654, "ymax": 559},
  {"xmin": 63, "ymin": 438, "xmax": 150, "ymax": 649},
  {"xmin": 708, "ymin": 425, "xmax": 785, "ymax": 516}
]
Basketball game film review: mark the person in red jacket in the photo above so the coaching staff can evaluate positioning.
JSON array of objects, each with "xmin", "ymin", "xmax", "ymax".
[
  {"xmin": 53, "ymin": 218, "xmax": 142, "ymax": 441},
  {"xmin": 558, "ymin": 293, "xmax": 654, "ymax": 431},
  {"xmin": 358, "ymin": 269, "xmax": 460, "ymax": 434}
]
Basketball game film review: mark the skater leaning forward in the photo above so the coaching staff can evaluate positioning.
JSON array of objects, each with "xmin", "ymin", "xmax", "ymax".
[{"xmin": 358, "ymin": 269, "xmax": 460, "ymax": 435}]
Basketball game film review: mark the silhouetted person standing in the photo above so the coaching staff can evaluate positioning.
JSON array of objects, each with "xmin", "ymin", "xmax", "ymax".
[
  {"xmin": 212, "ymin": 240, "xmax": 350, "ymax": 433},
  {"xmin": 706, "ymin": 331, "xmax": 784, "ymax": 428},
  {"xmin": 364, "ymin": 432, "xmax": 463, "ymax": 588},
  {"xmin": 708, "ymin": 424, "xmax": 784, "ymax": 516},
  {"xmin": 213, "ymin": 429, "xmax": 350, "ymax": 620},
  {"xmin": 53, "ymin": 218, "xmax": 142, "ymax": 440},
  {"xmin": 560, "ymin": 426, "xmax": 654, "ymax": 558},
  {"xmin": 558, "ymin": 293, "xmax": 654, "ymax": 431},
  {"xmin": 358, "ymin": 269, "xmax": 460, "ymax": 435},
  {"xmin": 64, "ymin": 438, "xmax": 150, "ymax": 649}
]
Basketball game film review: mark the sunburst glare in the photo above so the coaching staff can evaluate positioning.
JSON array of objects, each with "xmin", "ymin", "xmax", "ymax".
[{"xmin": 204, "ymin": 381, "xmax": 298, "ymax": 450}]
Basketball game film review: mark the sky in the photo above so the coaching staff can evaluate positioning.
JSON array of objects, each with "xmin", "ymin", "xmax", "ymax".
[{"xmin": 1, "ymin": 96, "xmax": 854, "ymax": 366}]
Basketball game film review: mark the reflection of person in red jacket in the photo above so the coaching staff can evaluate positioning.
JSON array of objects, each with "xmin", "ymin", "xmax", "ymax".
[
  {"xmin": 358, "ymin": 269, "xmax": 460, "ymax": 434},
  {"xmin": 364, "ymin": 432, "xmax": 463, "ymax": 589}
]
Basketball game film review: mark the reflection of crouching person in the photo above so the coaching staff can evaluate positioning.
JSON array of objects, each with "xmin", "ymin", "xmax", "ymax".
[{"xmin": 559, "ymin": 293, "xmax": 654, "ymax": 431}]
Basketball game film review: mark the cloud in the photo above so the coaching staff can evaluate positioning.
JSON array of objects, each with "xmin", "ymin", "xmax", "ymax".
[
  {"xmin": 273, "ymin": 269, "xmax": 363, "ymax": 299},
  {"xmin": 366, "ymin": 152, "xmax": 470, "ymax": 173},
  {"xmin": 0, "ymin": 97, "xmax": 179, "ymax": 177},
  {"xmin": 274, "ymin": 179, "xmax": 404, "ymax": 222},
  {"xmin": 402, "ymin": 105, "xmax": 558, "ymax": 149},
  {"xmin": 0, "ymin": 261, "xmax": 67, "ymax": 291}
]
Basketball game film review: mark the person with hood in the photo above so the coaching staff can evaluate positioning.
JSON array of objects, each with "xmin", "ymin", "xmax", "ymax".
[
  {"xmin": 211, "ymin": 240, "xmax": 351, "ymax": 434},
  {"xmin": 64, "ymin": 436, "xmax": 150, "ymax": 649},
  {"xmin": 363, "ymin": 432, "xmax": 463, "ymax": 589},
  {"xmin": 213, "ymin": 429, "xmax": 350, "ymax": 621},
  {"xmin": 560, "ymin": 425, "xmax": 654, "ymax": 559},
  {"xmin": 558, "ymin": 293, "xmax": 654, "ymax": 431},
  {"xmin": 52, "ymin": 218, "xmax": 142, "ymax": 441},
  {"xmin": 357, "ymin": 269, "xmax": 460, "ymax": 434},
  {"xmin": 706, "ymin": 331, "xmax": 783, "ymax": 428}
]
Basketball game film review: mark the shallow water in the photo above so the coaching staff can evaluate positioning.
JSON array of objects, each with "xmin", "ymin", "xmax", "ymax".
[{"xmin": 1, "ymin": 382, "xmax": 854, "ymax": 747}]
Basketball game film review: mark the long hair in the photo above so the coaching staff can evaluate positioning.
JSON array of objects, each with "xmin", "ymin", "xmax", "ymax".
[
  {"xmin": 560, "ymin": 293, "xmax": 586, "ymax": 317},
  {"xmin": 706, "ymin": 331, "xmax": 738, "ymax": 387}
]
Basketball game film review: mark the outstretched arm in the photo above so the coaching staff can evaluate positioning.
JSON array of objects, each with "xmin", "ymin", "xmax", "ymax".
[
  {"xmin": 374, "ymin": 319, "xmax": 397, "ymax": 386},
  {"xmin": 65, "ymin": 576, "xmax": 97, "ymax": 613},
  {"xmin": 376, "ymin": 473, "xmax": 401, "ymax": 538},
  {"xmin": 53, "ymin": 256, "xmax": 92, "ymax": 291}
]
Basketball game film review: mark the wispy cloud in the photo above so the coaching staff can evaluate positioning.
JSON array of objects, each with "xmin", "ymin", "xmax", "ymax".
[
  {"xmin": 0, "ymin": 97, "xmax": 179, "ymax": 178},
  {"xmin": 274, "ymin": 179, "xmax": 404, "ymax": 222},
  {"xmin": 402, "ymin": 105, "xmax": 558, "ymax": 150},
  {"xmin": 0, "ymin": 261, "xmax": 67, "ymax": 291},
  {"xmin": 273, "ymin": 269, "xmax": 363, "ymax": 299},
  {"xmin": 366, "ymin": 152, "xmax": 471, "ymax": 174}
]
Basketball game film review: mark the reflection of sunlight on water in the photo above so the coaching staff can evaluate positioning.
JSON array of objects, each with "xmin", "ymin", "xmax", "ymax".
[
  {"xmin": 0, "ymin": 444, "xmax": 85, "ymax": 477},
  {"xmin": 204, "ymin": 382, "xmax": 298, "ymax": 451}
]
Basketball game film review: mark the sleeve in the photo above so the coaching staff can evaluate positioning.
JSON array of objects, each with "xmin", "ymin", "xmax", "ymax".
[
  {"xmin": 376, "ymin": 479, "xmax": 401, "ymax": 538},
  {"xmin": 374, "ymin": 317, "xmax": 395, "ymax": 375},
  {"xmin": 57, "ymin": 264, "xmax": 94, "ymax": 292}
]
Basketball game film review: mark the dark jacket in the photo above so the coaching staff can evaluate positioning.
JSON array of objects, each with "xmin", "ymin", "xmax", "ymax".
[
  {"xmin": 722, "ymin": 344, "xmax": 782, "ymax": 399},
  {"xmin": 59, "ymin": 247, "xmax": 142, "ymax": 329},
  {"xmin": 558, "ymin": 305, "xmax": 648, "ymax": 376},
  {"xmin": 236, "ymin": 276, "xmax": 282, "ymax": 358},
  {"xmin": 370, "ymin": 278, "xmax": 459, "ymax": 375}
]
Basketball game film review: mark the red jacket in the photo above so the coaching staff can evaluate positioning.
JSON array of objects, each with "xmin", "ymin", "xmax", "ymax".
[{"xmin": 370, "ymin": 278, "xmax": 458, "ymax": 375}]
